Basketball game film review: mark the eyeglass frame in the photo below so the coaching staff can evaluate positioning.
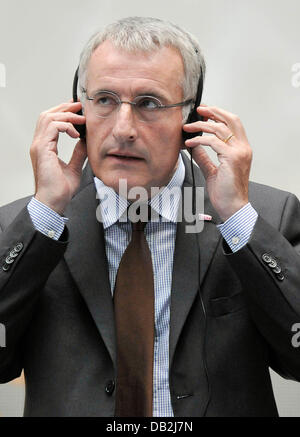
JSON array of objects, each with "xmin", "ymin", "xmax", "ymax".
[{"xmin": 82, "ymin": 89, "xmax": 194, "ymax": 119}]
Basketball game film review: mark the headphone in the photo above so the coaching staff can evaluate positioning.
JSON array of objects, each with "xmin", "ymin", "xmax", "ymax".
[
  {"xmin": 72, "ymin": 67, "xmax": 86, "ymax": 139},
  {"xmin": 72, "ymin": 65, "xmax": 204, "ymax": 141},
  {"xmin": 72, "ymin": 63, "xmax": 211, "ymax": 415}
]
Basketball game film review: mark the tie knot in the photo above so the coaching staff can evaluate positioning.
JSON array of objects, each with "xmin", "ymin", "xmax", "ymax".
[
  {"xmin": 132, "ymin": 220, "xmax": 147, "ymax": 232},
  {"xmin": 130, "ymin": 204, "xmax": 151, "ymax": 232}
]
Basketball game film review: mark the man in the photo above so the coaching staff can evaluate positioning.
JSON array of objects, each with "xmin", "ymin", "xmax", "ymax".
[{"xmin": 0, "ymin": 16, "xmax": 299, "ymax": 417}]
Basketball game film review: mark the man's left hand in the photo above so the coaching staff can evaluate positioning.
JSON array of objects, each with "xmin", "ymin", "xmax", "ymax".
[{"xmin": 183, "ymin": 105, "xmax": 253, "ymax": 222}]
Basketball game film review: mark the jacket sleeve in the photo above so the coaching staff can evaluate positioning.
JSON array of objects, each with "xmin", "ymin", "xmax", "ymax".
[
  {"xmin": 223, "ymin": 192, "xmax": 300, "ymax": 381},
  {"xmin": 0, "ymin": 206, "xmax": 68, "ymax": 382}
]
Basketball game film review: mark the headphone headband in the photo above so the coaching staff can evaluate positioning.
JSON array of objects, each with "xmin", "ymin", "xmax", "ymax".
[{"xmin": 72, "ymin": 64, "xmax": 204, "ymax": 140}]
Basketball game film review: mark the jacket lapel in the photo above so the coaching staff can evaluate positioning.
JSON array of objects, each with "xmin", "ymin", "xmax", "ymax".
[
  {"xmin": 181, "ymin": 152, "xmax": 222, "ymax": 287},
  {"xmin": 63, "ymin": 154, "xmax": 222, "ymax": 373},
  {"xmin": 169, "ymin": 182, "xmax": 200, "ymax": 367},
  {"xmin": 64, "ymin": 166, "xmax": 116, "ymax": 368},
  {"xmin": 169, "ymin": 153, "xmax": 222, "ymax": 367}
]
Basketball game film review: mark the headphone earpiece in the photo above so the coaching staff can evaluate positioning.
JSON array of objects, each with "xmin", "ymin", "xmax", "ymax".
[
  {"xmin": 182, "ymin": 65, "xmax": 204, "ymax": 142},
  {"xmin": 72, "ymin": 67, "xmax": 86, "ymax": 139},
  {"xmin": 72, "ymin": 62, "xmax": 204, "ymax": 142}
]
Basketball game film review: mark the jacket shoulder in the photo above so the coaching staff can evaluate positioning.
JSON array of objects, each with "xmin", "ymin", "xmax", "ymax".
[
  {"xmin": 0, "ymin": 196, "xmax": 32, "ymax": 230},
  {"xmin": 248, "ymin": 181, "xmax": 297, "ymax": 228}
]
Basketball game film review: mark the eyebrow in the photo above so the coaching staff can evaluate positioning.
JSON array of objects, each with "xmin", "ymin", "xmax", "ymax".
[
  {"xmin": 135, "ymin": 90, "xmax": 168, "ymax": 101},
  {"xmin": 89, "ymin": 88, "xmax": 169, "ymax": 102}
]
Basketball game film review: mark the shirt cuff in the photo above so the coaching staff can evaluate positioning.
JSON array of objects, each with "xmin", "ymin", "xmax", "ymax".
[
  {"xmin": 217, "ymin": 203, "xmax": 258, "ymax": 253},
  {"xmin": 27, "ymin": 197, "xmax": 68, "ymax": 241}
]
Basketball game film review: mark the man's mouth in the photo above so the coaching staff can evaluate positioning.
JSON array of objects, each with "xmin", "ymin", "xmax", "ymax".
[{"xmin": 107, "ymin": 152, "xmax": 144, "ymax": 161}]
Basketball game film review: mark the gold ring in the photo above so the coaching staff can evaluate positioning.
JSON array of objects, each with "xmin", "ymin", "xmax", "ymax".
[{"xmin": 223, "ymin": 133, "xmax": 234, "ymax": 144}]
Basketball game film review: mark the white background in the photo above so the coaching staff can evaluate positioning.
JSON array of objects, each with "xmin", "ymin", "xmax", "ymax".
[{"xmin": 0, "ymin": 0, "xmax": 299, "ymax": 417}]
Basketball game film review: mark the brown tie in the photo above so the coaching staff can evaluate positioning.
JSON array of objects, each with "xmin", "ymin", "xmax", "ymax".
[{"xmin": 114, "ymin": 213, "xmax": 155, "ymax": 417}]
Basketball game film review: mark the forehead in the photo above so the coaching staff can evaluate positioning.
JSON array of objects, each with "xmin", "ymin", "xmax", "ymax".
[{"xmin": 86, "ymin": 40, "xmax": 184, "ymax": 98}]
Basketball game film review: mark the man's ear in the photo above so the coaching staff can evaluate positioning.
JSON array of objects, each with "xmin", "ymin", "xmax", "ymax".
[{"xmin": 80, "ymin": 98, "xmax": 85, "ymax": 115}]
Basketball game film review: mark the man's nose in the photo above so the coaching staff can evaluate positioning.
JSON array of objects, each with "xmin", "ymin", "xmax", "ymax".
[{"xmin": 112, "ymin": 103, "xmax": 138, "ymax": 143}]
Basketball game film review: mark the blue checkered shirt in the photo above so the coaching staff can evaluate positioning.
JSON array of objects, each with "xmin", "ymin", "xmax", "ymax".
[{"xmin": 27, "ymin": 154, "xmax": 258, "ymax": 416}]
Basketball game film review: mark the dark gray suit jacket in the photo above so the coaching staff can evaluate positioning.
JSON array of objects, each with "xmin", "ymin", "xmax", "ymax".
[{"xmin": 0, "ymin": 152, "xmax": 299, "ymax": 416}]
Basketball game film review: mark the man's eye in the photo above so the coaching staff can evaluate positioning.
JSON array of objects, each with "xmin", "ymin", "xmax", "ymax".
[
  {"xmin": 138, "ymin": 98, "xmax": 161, "ymax": 110},
  {"xmin": 95, "ymin": 95, "xmax": 117, "ymax": 105}
]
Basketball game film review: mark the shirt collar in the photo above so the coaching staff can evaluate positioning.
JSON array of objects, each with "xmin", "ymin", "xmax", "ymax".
[{"xmin": 94, "ymin": 153, "xmax": 185, "ymax": 229}]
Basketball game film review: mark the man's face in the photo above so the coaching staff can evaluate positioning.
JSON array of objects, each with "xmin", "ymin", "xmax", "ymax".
[{"xmin": 84, "ymin": 40, "xmax": 185, "ymax": 196}]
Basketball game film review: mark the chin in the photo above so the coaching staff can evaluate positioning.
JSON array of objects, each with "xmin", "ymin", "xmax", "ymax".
[{"xmin": 99, "ymin": 173, "xmax": 139, "ymax": 192}]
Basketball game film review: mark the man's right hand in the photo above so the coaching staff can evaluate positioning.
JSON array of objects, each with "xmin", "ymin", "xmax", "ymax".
[{"xmin": 30, "ymin": 101, "xmax": 87, "ymax": 215}]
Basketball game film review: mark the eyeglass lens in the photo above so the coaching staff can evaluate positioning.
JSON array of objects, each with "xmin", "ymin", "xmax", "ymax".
[{"xmin": 89, "ymin": 91, "xmax": 167, "ymax": 122}]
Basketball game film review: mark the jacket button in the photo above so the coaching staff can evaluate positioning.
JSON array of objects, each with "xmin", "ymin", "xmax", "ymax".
[
  {"xmin": 14, "ymin": 243, "xmax": 24, "ymax": 253},
  {"xmin": 268, "ymin": 259, "xmax": 277, "ymax": 268},
  {"xmin": 273, "ymin": 265, "xmax": 282, "ymax": 274},
  {"xmin": 5, "ymin": 256, "xmax": 15, "ymax": 264},
  {"xmin": 105, "ymin": 380, "xmax": 115, "ymax": 395},
  {"xmin": 262, "ymin": 253, "xmax": 272, "ymax": 263},
  {"xmin": 9, "ymin": 250, "xmax": 18, "ymax": 258},
  {"xmin": 2, "ymin": 263, "xmax": 10, "ymax": 272},
  {"xmin": 277, "ymin": 273, "xmax": 285, "ymax": 281}
]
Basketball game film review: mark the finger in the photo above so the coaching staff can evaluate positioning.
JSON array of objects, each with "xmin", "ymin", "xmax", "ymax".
[
  {"xmin": 47, "ymin": 101, "xmax": 82, "ymax": 114},
  {"xmin": 189, "ymin": 146, "xmax": 217, "ymax": 179},
  {"xmin": 45, "ymin": 112, "xmax": 85, "ymax": 124},
  {"xmin": 196, "ymin": 106, "xmax": 245, "ymax": 138},
  {"xmin": 69, "ymin": 97, "xmax": 81, "ymax": 103},
  {"xmin": 45, "ymin": 121, "xmax": 81, "ymax": 145},
  {"xmin": 196, "ymin": 106, "xmax": 228, "ymax": 125},
  {"xmin": 68, "ymin": 139, "xmax": 88, "ymax": 172},
  {"xmin": 185, "ymin": 134, "xmax": 230, "ymax": 155},
  {"xmin": 37, "ymin": 112, "xmax": 85, "ymax": 134},
  {"xmin": 184, "ymin": 120, "xmax": 232, "ymax": 142},
  {"xmin": 199, "ymin": 103, "xmax": 209, "ymax": 120}
]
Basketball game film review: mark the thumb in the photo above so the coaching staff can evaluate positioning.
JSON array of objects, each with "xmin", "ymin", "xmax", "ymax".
[
  {"xmin": 190, "ymin": 145, "xmax": 217, "ymax": 180},
  {"xmin": 68, "ymin": 139, "xmax": 88, "ymax": 173}
]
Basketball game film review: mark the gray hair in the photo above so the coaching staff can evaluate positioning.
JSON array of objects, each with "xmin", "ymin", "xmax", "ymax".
[{"xmin": 78, "ymin": 16, "xmax": 206, "ymax": 122}]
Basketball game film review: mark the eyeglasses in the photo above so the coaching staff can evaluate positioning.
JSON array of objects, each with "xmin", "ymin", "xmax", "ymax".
[{"xmin": 84, "ymin": 90, "xmax": 194, "ymax": 123}]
